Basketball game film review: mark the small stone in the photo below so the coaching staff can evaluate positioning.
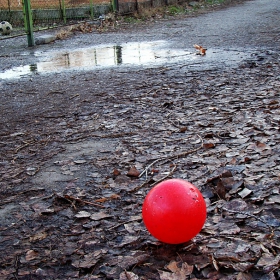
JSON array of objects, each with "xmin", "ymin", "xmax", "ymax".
[{"xmin": 35, "ymin": 35, "xmax": 56, "ymax": 45}]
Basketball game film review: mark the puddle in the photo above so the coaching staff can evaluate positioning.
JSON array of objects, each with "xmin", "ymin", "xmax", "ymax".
[{"xmin": 0, "ymin": 41, "xmax": 248, "ymax": 80}]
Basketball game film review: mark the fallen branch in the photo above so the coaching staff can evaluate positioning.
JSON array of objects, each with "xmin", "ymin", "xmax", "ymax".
[
  {"xmin": 15, "ymin": 140, "xmax": 34, "ymax": 153},
  {"xmin": 56, "ymin": 194, "xmax": 104, "ymax": 208},
  {"xmin": 131, "ymin": 136, "xmax": 203, "ymax": 193}
]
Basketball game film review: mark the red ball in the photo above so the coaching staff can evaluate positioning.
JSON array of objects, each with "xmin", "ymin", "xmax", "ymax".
[{"xmin": 142, "ymin": 179, "xmax": 206, "ymax": 244}]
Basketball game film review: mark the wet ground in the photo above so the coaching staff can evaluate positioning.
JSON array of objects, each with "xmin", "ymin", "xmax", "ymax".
[
  {"xmin": 0, "ymin": 0, "xmax": 280, "ymax": 279},
  {"xmin": 1, "ymin": 41, "xmax": 252, "ymax": 79}
]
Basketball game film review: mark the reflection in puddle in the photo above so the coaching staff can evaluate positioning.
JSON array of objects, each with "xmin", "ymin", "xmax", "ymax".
[
  {"xmin": 1, "ymin": 41, "xmax": 247, "ymax": 80},
  {"xmin": 37, "ymin": 41, "xmax": 189, "ymax": 71}
]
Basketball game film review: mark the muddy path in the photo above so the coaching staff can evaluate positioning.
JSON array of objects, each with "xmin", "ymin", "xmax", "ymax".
[{"xmin": 0, "ymin": 0, "xmax": 280, "ymax": 279}]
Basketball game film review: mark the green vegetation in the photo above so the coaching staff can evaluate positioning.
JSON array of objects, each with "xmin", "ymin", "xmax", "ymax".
[
  {"xmin": 167, "ymin": 5, "xmax": 186, "ymax": 15},
  {"xmin": 206, "ymin": 0, "xmax": 225, "ymax": 4},
  {"xmin": 119, "ymin": 0, "xmax": 230, "ymax": 27},
  {"xmin": 123, "ymin": 16, "xmax": 140, "ymax": 24}
]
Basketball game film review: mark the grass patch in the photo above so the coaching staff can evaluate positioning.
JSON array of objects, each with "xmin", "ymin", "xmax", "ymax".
[
  {"xmin": 205, "ymin": 0, "xmax": 225, "ymax": 4},
  {"xmin": 123, "ymin": 16, "xmax": 140, "ymax": 23},
  {"xmin": 167, "ymin": 5, "xmax": 186, "ymax": 15}
]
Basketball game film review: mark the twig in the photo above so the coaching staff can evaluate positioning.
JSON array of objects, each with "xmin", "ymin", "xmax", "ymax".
[
  {"xmin": 139, "ymin": 134, "xmax": 203, "ymax": 178},
  {"xmin": 70, "ymin": 94, "xmax": 79, "ymax": 99},
  {"xmin": 150, "ymin": 164, "xmax": 177, "ymax": 187},
  {"xmin": 61, "ymin": 194, "xmax": 104, "ymax": 208},
  {"xmin": 179, "ymin": 61, "xmax": 205, "ymax": 69},
  {"xmin": 133, "ymin": 136, "xmax": 203, "ymax": 193},
  {"xmin": 108, "ymin": 217, "xmax": 142, "ymax": 230},
  {"xmin": 47, "ymin": 90, "xmax": 65, "ymax": 95},
  {"xmin": 139, "ymin": 158, "xmax": 162, "ymax": 179},
  {"xmin": 15, "ymin": 141, "xmax": 34, "ymax": 153},
  {"xmin": 64, "ymin": 196, "xmax": 77, "ymax": 210},
  {"xmin": 129, "ymin": 179, "xmax": 153, "ymax": 193}
]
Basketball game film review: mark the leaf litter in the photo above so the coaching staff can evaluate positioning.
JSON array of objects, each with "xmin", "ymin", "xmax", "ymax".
[{"xmin": 0, "ymin": 43, "xmax": 280, "ymax": 280}]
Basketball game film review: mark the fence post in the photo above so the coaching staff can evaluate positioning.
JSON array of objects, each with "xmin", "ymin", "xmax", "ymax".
[
  {"xmin": 112, "ymin": 0, "xmax": 119, "ymax": 12},
  {"xmin": 8, "ymin": 0, "xmax": 12, "ymax": 22},
  {"xmin": 61, "ymin": 0, "xmax": 67, "ymax": 23},
  {"xmin": 90, "ymin": 0, "xmax": 94, "ymax": 19},
  {"xmin": 22, "ymin": 0, "xmax": 34, "ymax": 47}
]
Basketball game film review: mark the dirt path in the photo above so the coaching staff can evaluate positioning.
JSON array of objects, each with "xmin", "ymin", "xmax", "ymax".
[{"xmin": 0, "ymin": 0, "xmax": 280, "ymax": 279}]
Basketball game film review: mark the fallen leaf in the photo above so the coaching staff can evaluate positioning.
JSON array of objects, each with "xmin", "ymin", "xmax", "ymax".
[
  {"xmin": 31, "ymin": 202, "xmax": 54, "ymax": 215},
  {"xmin": 194, "ymin": 44, "xmax": 207, "ymax": 55},
  {"xmin": 127, "ymin": 166, "xmax": 140, "ymax": 177},
  {"xmin": 211, "ymin": 254, "xmax": 219, "ymax": 271},
  {"xmin": 25, "ymin": 250, "xmax": 38, "ymax": 261},
  {"xmin": 256, "ymin": 253, "xmax": 280, "ymax": 268},
  {"xmin": 110, "ymin": 193, "xmax": 121, "ymax": 199},
  {"xmin": 203, "ymin": 143, "xmax": 215, "ymax": 149},
  {"xmin": 118, "ymin": 235, "xmax": 139, "ymax": 247},
  {"xmin": 158, "ymin": 270, "xmax": 177, "ymax": 280},
  {"xmin": 161, "ymin": 261, "xmax": 193, "ymax": 280},
  {"xmin": 166, "ymin": 261, "xmax": 179, "ymax": 273},
  {"xmin": 216, "ymin": 179, "xmax": 227, "ymax": 199},
  {"xmin": 72, "ymin": 250, "xmax": 107, "ymax": 269},
  {"xmin": 119, "ymin": 271, "xmax": 139, "ymax": 280},
  {"xmin": 26, "ymin": 166, "xmax": 39, "ymax": 176},
  {"xmin": 90, "ymin": 212, "xmax": 111, "ymax": 220},
  {"xmin": 94, "ymin": 197, "xmax": 108, "ymax": 203},
  {"xmin": 236, "ymin": 272, "xmax": 253, "ymax": 280},
  {"xmin": 117, "ymin": 251, "xmax": 149, "ymax": 269},
  {"xmin": 113, "ymin": 169, "xmax": 121, "ymax": 176},
  {"xmin": 95, "ymin": 194, "xmax": 120, "ymax": 203},
  {"xmin": 75, "ymin": 211, "xmax": 91, "ymax": 218},
  {"xmin": 73, "ymin": 159, "xmax": 87, "ymax": 164},
  {"xmin": 238, "ymin": 188, "xmax": 252, "ymax": 198},
  {"xmin": 29, "ymin": 232, "xmax": 48, "ymax": 242},
  {"xmin": 179, "ymin": 126, "xmax": 187, "ymax": 133},
  {"xmin": 219, "ymin": 222, "xmax": 240, "ymax": 235}
]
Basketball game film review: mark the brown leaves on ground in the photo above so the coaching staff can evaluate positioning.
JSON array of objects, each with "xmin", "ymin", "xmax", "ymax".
[
  {"xmin": 159, "ymin": 261, "xmax": 193, "ymax": 279},
  {"xmin": 127, "ymin": 166, "xmax": 141, "ymax": 177},
  {"xmin": 56, "ymin": 14, "xmax": 117, "ymax": 40},
  {"xmin": 0, "ymin": 48, "xmax": 280, "ymax": 279},
  {"xmin": 56, "ymin": 22, "xmax": 94, "ymax": 40}
]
